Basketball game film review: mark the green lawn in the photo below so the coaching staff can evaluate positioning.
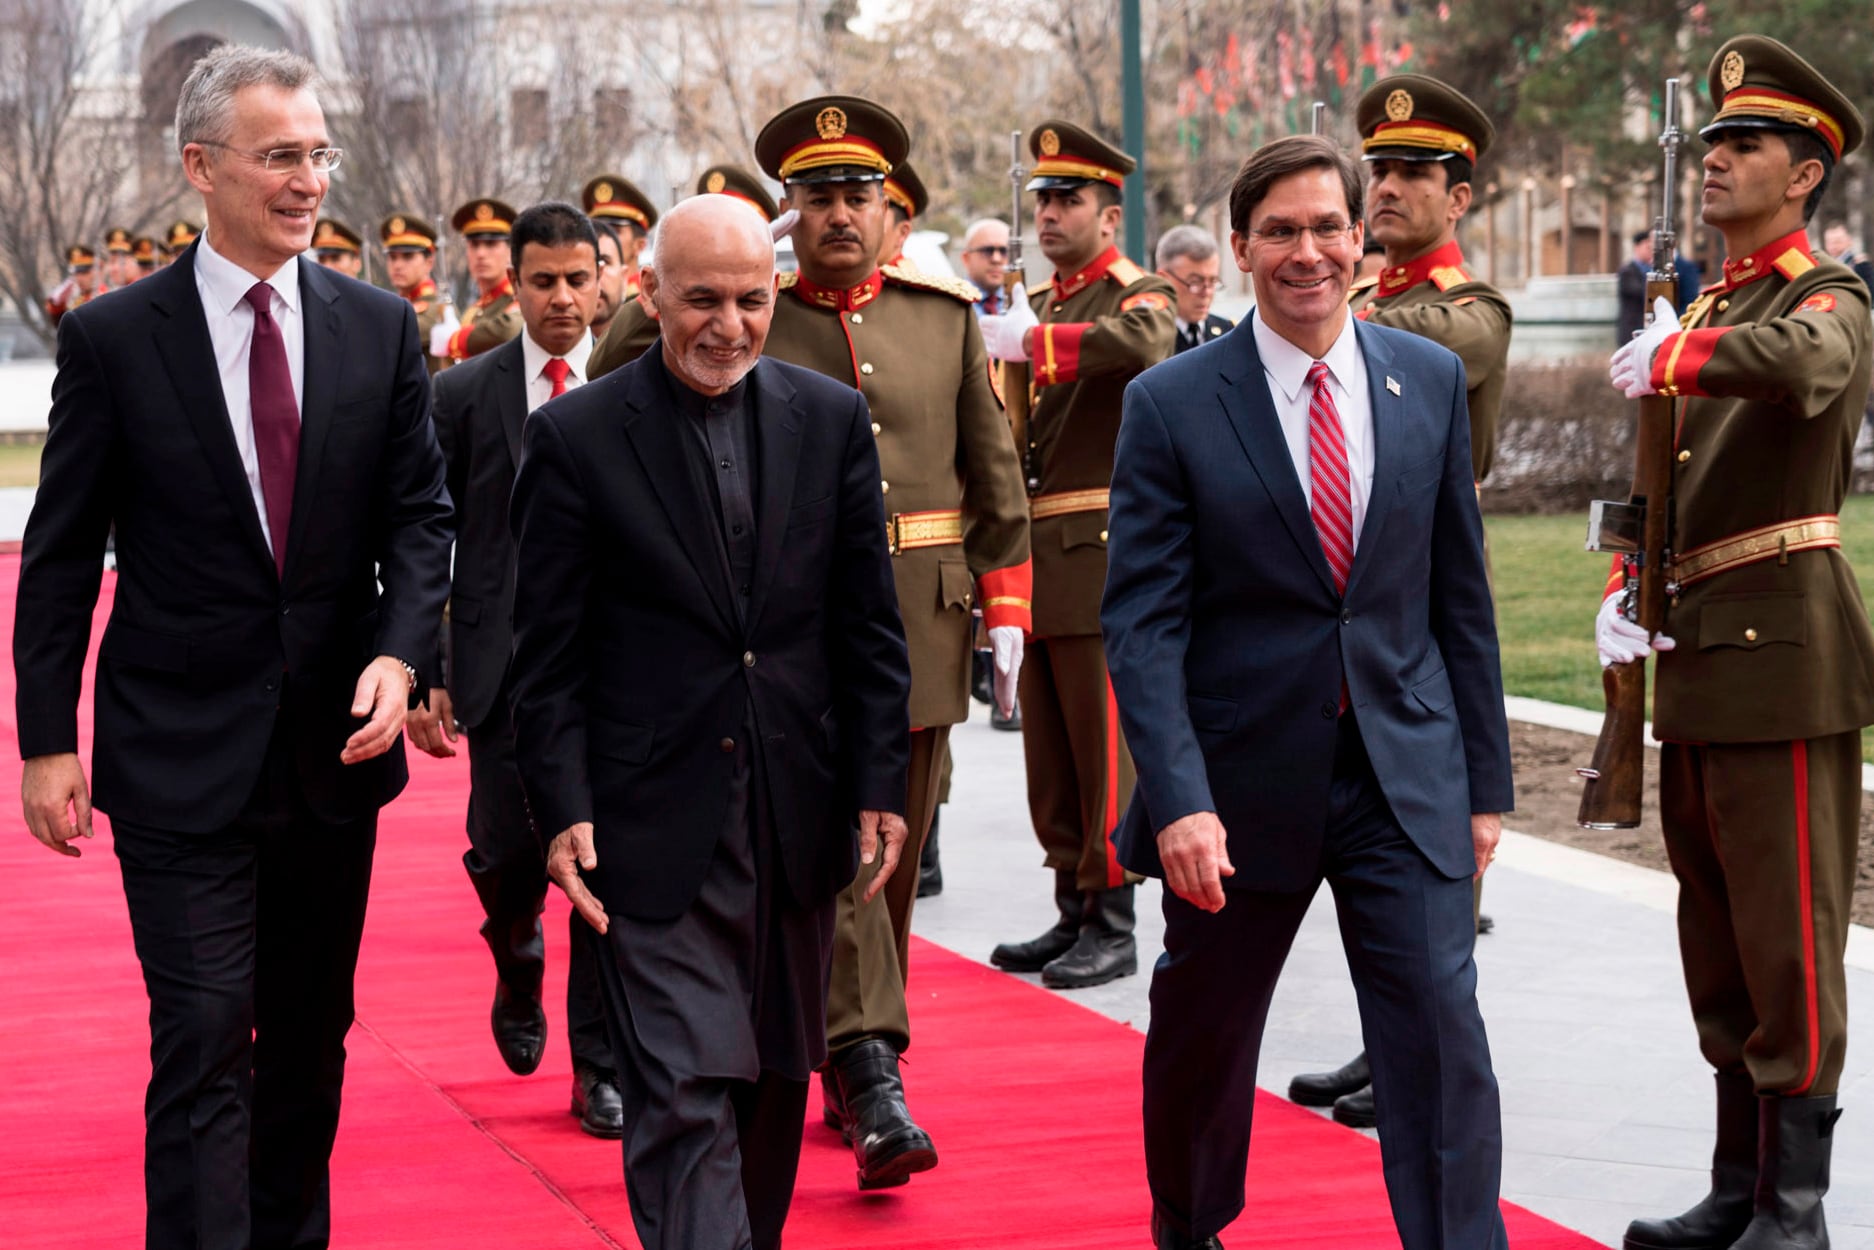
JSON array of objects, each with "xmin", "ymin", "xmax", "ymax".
[
  {"xmin": 0, "ymin": 442, "xmax": 41, "ymax": 488},
  {"xmin": 1488, "ymin": 495, "xmax": 1874, "ymax": 759}
]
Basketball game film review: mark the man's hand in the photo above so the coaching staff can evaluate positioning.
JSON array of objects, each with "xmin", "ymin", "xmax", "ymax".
[
  {"xmin": 989, "ymin": 625, "xmax": 1024, "ymax": 719},
  {"xmin": 1595, "ymin": 595, "xmax": 1676, "ymax": 668},
  {"xmin": 407, "ymin": 687, "xmax": 458, "ymax": 759},
  {"xmin": 341, "ymin": 656, "xmax": 413, "ymax": 765},
  {"xmin": 1157, "ymin": 811, "xmax": 1233, "ymax": 913},
  {"xmin": 1473, "ymin": 812, "xmax": 1503, "ymax": 876},
  {"xmin": 1609, "ymin": 296, "xmax": 1677, "ymax": 398},
  {"xmin": 858, "ymin": 809, "xmax": 909, "ymax": 903},
  {"xmin": 769, "ymin": 208, "xmax": 800, "ymax": 243},
  {"xmin": 546, "ymin": 821, "xmax": 608, "ymax": 934},
  {"xmin": 979, "ymin": 283, "xmax": 1038, "ymax": 362},
  {"xmin": 22, "ymin": 753, "xmax": 93, "ymax": 858}
]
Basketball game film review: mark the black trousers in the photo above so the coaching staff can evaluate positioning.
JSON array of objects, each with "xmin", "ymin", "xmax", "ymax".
[
  {"xmin": 1142, "ymin": 716, "xmax": 1505, "ymax": 1250},
  {"xmin": 464, "ymin": 688, "xmax": 610, "ymax": 1070},
  {"xmin": 112, "ymin": 723, "xmax": 377, "ymax": 1250}
]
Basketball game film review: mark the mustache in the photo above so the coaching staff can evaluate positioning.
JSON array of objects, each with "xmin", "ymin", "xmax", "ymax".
[{"xmin": 818, "ymin": 229, "xmax": 862, "ymax": 246}]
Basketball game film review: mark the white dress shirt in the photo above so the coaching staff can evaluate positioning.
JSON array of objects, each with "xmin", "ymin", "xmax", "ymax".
[
  {"xmin": 194, "ymin": 233, "xmax": 305, "ymax": 551},
  {"xmin": 521, "ymin": 329, "xmax": 592, "ymax": 415},
  {"xmin": 1252, "ymin": 308, "xmax": 1375, "ymax": 554}
]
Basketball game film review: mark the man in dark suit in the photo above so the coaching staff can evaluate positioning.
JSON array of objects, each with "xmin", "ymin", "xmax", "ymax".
[
  {"xmin": 1102, "ymin": 135, "xmax": 1512, "ymax": 1250},
  {"xmin": 1617, "ymin": 230, "xmax": 1653, "ymax": 346},
  {"xmin": 405, "ymin": 202, "xmax": 619, "ymax": 1135},
  {"xmin": 14, "ymin": 45, "xmax": 452, "ymax": 1250},
  {"xmin": 507, "ymin": 195, "xmax": 912, "ymax": 1250},
  {"xmin": 1158, "ymin": 223, "xmax": 1235, "ymax": 352}
]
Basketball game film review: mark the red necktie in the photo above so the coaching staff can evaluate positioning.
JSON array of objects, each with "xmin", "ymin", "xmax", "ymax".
[
  {"xmin": 1306, "ymin": 360, "xmax": 1354, "ymax": 595},
  {"xmin": 543, "ymin": 356, "xmax": 571, "ymax": 399},
  {"xmin": 242, "ymin": 282, "xmax": 299, "ymax": 577}
]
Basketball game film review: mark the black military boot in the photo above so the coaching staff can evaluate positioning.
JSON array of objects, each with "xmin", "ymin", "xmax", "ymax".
[
  {"xmin": 917, "ymin": 808, "xmax": 943, "ymax": 899},
  {"xmin": 826, "ymin": 1037, "xmax": 938, "ymax": 1190},
  {"xmin": 1332, "ymin": 1084, "xmax": 1376, "ymax": 1128},
  {"xmin": 1042, "ymin": 885, "xmax": 1137, "ymax": 989},
  {"xmin": 1289, "ymin": 1052, "xmax": 1370, "ymax": 1107},
  {"xmin": 1624, "ymin": 1071, "xmax": 1758, "ymax": 1250},
  {"xmin": 990, "ymin": 868, "xmax": 1083, "ymax": 971},
  {"xmin": 820, "ymin": 1068, "xmax": 850, "ymax": 1142},
  {"xmin": 1728, "ymin": 1094, "xmax": 1840, "ymax": 1250}
]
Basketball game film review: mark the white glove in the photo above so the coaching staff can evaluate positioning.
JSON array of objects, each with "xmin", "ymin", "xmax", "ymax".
[
  {"xmin": 769, "ymin": 208, "xmax": 800, "ymax": 243},
  {"xmin": 1609, "ymin": 296, "xmax": 1677, "ymax": 398},
  {"xmin": 989, "ymin": 625, "xmax": 1024, "ymax": 718},
  {"xmin": 429, "ymin": 303, "xmax": 460, "ymax": 359},
  {"xmin": 979, "ymin": 283, "xmax": 1039, "ymax": 362},
  {"xmin": 1596, "ymin": 594, "xmax": 1676, "ymax": 668}
]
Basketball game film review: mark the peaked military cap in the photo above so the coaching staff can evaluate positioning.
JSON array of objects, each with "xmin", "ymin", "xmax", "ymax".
[
  {"xmin": 696, "ymin": 164, "xmax": 779, "ymax": 222},
  {"xmin": 1701, "ymin": 34, "xmax": 1863, "ymax": 161},
  {"xmin": 451, "ymin": 197, "xmax": 518, "ymax": 238},
  {"xmin": 163, "ymin": 220, "xmax": 199, "ymax": 253},
  {"xmin": 1357, "ymin": 74, "xmax": 1494, "ymax": 163},
  {"xmin": 379, "ymin": 212, "xmax": 438, "ymax": 252},
  {"xmin": 883, "ymin": 160, "xmax": 929, "ymax": 219},
  {"xmin": 132, "ymin": 236, "xmax": 159, "ymax": 265},
  {"xmin": 312, "ymin": 218, "xmax": 362, "ymax": 254},
  {"xmin": 582, "ymin": 175, "xmax": 658, "ymax": 233},
  {"xmin": 1025, "ymin": 121, "xmax": 1134, "ymax": 191},
  {"xmin": 65, "ymin": 244, "xmax": 97, "ymax": 270},
  {"xmin": 755, "ymin": 95, "xmax": 908, "ymax": 185},
  {"xmin": 104, "ymin": 228, "xmax": 133, "ymax": 254}
]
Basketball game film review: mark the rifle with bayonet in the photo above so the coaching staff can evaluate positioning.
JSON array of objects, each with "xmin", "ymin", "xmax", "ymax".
[
  {"xmin": 1577, "ymin": 77, "xmax": 1683, "ymax": 829},
  {"xmin": 1003, "ymin": 130, "xmax": 1037, "ymax": 491}
]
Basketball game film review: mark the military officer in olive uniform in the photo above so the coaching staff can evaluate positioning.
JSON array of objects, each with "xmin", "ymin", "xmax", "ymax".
[
  {"xmin": 161, "ymin": 219, "xmax": 199, "ymax": 263},
  {"xmin": 880, "ymin": 160, "xmax": 928, "ymax": 269},
  {"xmin": 697, "ymin": 162, "xmax": 780, "ymax": 224},
  {"xmin": 582, "ymin": 174, "xmax": 657, "ymax": 306},
  {"xmin": 979, "ymin": 121, "xmax": 1176, "ymax": 990},
  {"xmin": 131, "ymin": 235, "xmax": 162, "ymax": 278},
  {"xmin": 102, "ymin": 227, "xmax": 137, "ymax": 289},
  {"xmin": 44, "ymin": 244, "xmax": 102, "ymax": 327},
  {"xmin": 312, "ymin": 218, "xmax": 364, "ymax": 277},
  {"xmin": 442, "ymin": 197, "xmax": 523, "ymax": 364},
  {"xmin": 1288, "ymin": 73, "xmax": 1514, "ymax": 1132},
  {"xmin": 382, "ymin": 213, "xmax": 450, "ymax": 376},
  {"xmin": 1601, "ymin": 37, "xmax": 1872, "ymax": 1250}
]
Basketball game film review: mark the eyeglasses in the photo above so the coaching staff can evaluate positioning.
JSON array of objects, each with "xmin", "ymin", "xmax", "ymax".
[
  {"xmin": 967, "ymin": 245, "xmax": 1010, "ymax": 260},
  {"xmin": 1163, "ymin": 269, "xmax": 1223, "ymax": 294},
  {"xmin": 198, "ymin": 142, "xmax": 344, "ymax": 173},
  {"xmin": 1250, "ymin": 220, "xmax": 1353, "ymax": 249}
]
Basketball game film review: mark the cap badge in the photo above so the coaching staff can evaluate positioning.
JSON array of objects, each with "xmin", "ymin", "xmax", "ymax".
[
  {"xmin": 816, "ymin": 106, "xmax": 848, "ymax": 140},
  {"xmin": 389, "ymin": 216, "xmax": 406, "ymax": 234},
  {"xmin": 594, "ymin": 181, "xmax": 614, "ymax": 203},
  {"xmin": 316, "ymin": 223, "xmax": 334, "ymax": 242},
  {"xmin": 1720, "ymin": 50, "xmax": 1746, "ymax": 93},
  {"xmin": 1039, "ymin": 128, "xmax": 1062, "ymax": 156},
  {"xmin": 1385, "ymin": 89, "xmax": 1414, "ymax": 122},
  {"xmin": 475, "ymin": 203, "xmax": 493, "ymax": 221},
  {"xmin": 706, "ymin": 171, "xmax": 727, "ymax": 193}
]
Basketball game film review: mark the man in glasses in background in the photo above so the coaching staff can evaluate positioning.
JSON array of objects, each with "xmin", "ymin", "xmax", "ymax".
[
  {"xmin": 958, "ymin": 217, "xmax": 1011, "ymax": 318},
  {"xmin": 1157, "ymin": 224, "xmax": 1233, "ymax": 353}
]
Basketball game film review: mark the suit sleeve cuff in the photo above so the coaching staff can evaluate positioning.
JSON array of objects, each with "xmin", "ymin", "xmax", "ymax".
[
  {"xmin": 978, "ymin": 560, "xmax": 1033, "ymax": 633},
  {"xmin": 1034, "ymin": 322, "xmax": 1088, "ymax": 386}
]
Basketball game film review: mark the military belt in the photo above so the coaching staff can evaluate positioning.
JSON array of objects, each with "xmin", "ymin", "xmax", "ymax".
[
  {"xmin": 1030, "ymin": 488, "xmax": 1110, "ymax": 520},
  {"xmin": 887, "ymin": 509, "xmax": 964, "ymax": 556},
  {"xmin": 1672, "ymin": 515, "xmax": 1841, "ymax": 588}
]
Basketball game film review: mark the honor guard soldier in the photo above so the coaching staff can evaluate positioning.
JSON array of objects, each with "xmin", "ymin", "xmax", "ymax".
[
  {"xmin": 382, "ymin": 213, "xmax": 449, "ymax": 376},
  {"xmin": 103, "ymin": 227, "xmax": 137, "ymax": 288},
  {"xmin": 880, "ymin": 160, "xmax": 928, "ymax": 269},
  {"xmin": 131, "ymin": 236, "xmax": 161, "ymax": 277},
  {"xmin": 979, "ymin": 120, "xmax": 1176, "ymax": 990},
  {"xmin": 1288, "ymin": 71, "xmax": 1513, "ymax": 1131},
  {"xmin": 162, "ymin": 219, "xmax": 199, "ymax": 263},
  {"xmin": 582, "ymin": 174, "xmax": 657, "ymax": 304},
  {"xmin": 44, "ymin": 245, "xmax": 102, "ymax": 327},
  {"xmin": 312, "ymin": 218, "xmax": 364, "ymax": 277},
  {"xmin": 443, "ymin": 197, "xmax": 523, "ymax": 363},
  {"xmin": 697, "ymin": 162, "xmax": 780, "ymax": 223},
  {"xmin": 1601, "ymin": 37, "xmax": 1872, "ymax": 1250}
]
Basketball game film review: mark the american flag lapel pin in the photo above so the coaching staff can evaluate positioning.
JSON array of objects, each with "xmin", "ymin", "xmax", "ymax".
[{"xmin": 1386, "ymin": 375, "xmax": 1401, "ymax": 396}]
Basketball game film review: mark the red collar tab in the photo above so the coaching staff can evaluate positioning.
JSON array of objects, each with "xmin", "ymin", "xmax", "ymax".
[
  {"xmin": 789, "ymin": 267, "xmax": 885, "ymax": 312},
  {"xmin": 1376, "ymin": 239, "xmax": 1467, "ymax": 297},
  {"xmin": 1721, "ymin": 229, "xmax": 1813, "ymax": 290},
  {"xmin": 1052, "ymin": 246, "xmax": 1120, "ymax": 300},
  {"xmin": 476, "ymin": 275, "xmax": 513, "ymax": 307},
  {"xmin": 405, "ymin": 278, "xmax": 437, "ymax": 302}
]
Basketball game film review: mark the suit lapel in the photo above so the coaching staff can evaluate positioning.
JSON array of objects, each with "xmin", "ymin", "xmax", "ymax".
[
  {"xmin": 283, "ymin": 258, "xmax": 344, "ymax": 582},
  {"xmin": 619, "ymin": 355, "xmax": 738, "ymax": 634},
  {"xmin": 147, "ymin": 250, "xmax": 274, "ymax": 577},
  {"xmin": 1215, "ymin": 322, "xmax": 1340, "ymax": 598},
  {"xmin": 1344, "ymin": 322, "xmax": 1400, "ymax": 599},
  {"xmin": 495, "ymin": 339, "xmax": 528, "ymax": 468},
  {"xmin": 745, "ymin": 360, "xmax": 803, "ymax": 631}
]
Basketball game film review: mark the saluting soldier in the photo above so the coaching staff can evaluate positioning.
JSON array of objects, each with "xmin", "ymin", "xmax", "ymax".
[
  {"xmin": 45, "ymin": 245, "xmax": 102, "ymax": 327},
  {"xmin": 312, "ymin": 217, "xmax": 364, "ymax": 277},
  {"xmin": 382, "ymin": 213, "xmax": 450, "ymax": 376},
  {"xmin": 979, "ymin": 121, "xmax": 1176, "ymax": 990},
  {"xmin": 879, "ymin": 159, "xmax": 928, "ymax": 269},
  {"xmin": 1601, "ymin": 37, "xmax": 1872, "ymax": 1250},
  {"xmin": 1288, "ymin": 72, "xmax": 1513, "ymax": 1132},
  {"xmin": 443, "ymin": 197, "xmax": 523, "ymax": 364},
  {"xmin": 161, "ymin": 219, "xmax": 199, "ymax": 264},
  {"xmin": 582, "ymin": 174, "xmax": 657, "ymax": 305}
]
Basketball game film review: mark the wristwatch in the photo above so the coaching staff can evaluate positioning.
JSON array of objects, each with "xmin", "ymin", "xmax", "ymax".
[{"xmin": 391, "ymin": 658, "xmax": 421, "ymax": 709}]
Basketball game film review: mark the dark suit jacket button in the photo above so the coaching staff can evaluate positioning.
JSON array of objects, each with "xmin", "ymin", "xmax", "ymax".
[
  {"xmin": 743, "ymin": 651, "xmax": 756, "ymax": 668},
  {"xmin": 1320, "ymin": 702, "xmax": 1336, "ymax": 719},
  {"xmin": 279, "ymin": 604, "xmax": 290, "ymax": 616},
  {"xmin": 1340, "ymin": 609, "xmax": 1352, "ymax": 624},
  {"xmin": 265, "ymin": 679, "xmax": 279, "ymax": 693},
  {"xmin": 719, "ymin": 737, "xmax": 735, "ymax": 753}
]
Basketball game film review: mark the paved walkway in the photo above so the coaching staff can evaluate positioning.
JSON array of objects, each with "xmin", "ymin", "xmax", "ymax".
[{"xmin": 919, "ymin": 708, "xmax": 1874, "ymax": 1250}]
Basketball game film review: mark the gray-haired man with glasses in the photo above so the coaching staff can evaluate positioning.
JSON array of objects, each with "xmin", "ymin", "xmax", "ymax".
[
  {"xmin": 1156, "ymin": 224, "xmax": 1234, "ymax": 353},
  {"xmin": 958, "ymin": 217, "xmax": 1011, "ymax": 317}
]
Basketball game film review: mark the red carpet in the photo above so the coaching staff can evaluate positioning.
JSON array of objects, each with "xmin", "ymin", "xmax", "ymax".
[{"xmin": 0, "ymin": 556, "xmax": 1606, "ymax": 1248}]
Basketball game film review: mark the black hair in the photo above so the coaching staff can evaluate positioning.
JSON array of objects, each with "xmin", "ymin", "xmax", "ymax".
[
  {"xmin": 590, "ymin": 219, "xmax": 623, "ymax": 260},
  {"xmin": 510, "ymin": 201, "xmax": 598, "ymax": 272},
  {"xmin": 1778, "ymin": 131, "xmax": 1833, "ymax": 223},
  {"xmin": 1632, "ymin": 229, "xmax": 1652, "ymax": 246},
  {"xmin": 888, "ymin": 203, "xmax": 910, "ymax": 226},
  {"xmin": 1092, "ymin": 182, "xmax": 1122, "ymax": 210},
  {"xmin": 1443, "ymin": 156, "xmax": 1474, "ymax": 190}
]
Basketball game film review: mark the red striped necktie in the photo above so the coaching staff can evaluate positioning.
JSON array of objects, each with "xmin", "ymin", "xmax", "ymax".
[{"xmin": 1306, "ymin": 360, "xmax": 1353, "ymax": 594}]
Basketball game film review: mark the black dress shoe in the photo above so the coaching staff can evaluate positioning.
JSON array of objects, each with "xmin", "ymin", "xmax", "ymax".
[
  {"xmin": 1477, "ymin": 912, "xmax": 1496, "ymax": 935},
  {"xmin": 491, "ymin": 982, "xmax": 547, "ymax": 1076},
  {"xmin": 1288, "ymin": 1052, "xmax": 1370, "ymax": 1106},
  {"xmin": 1333, "ymin": 1084, "xmax": 1377, "ymax": 1128},
  {"xmin": 991, "ymin": 700, "xmax": 1022, "ymax": 731},
  {"xmin": 991, "ymin": 869, "xmax": 1083, "ymax": 971},
  {"xmin": 970, "ymin": 649, "xmax": 993, "ymax": 706},
  {"xmin": 570, "ymin": 1061, "xmax": 624, "ymax": 1139},
  {"xmin": 1152, "ymin": 1208, "xmax": 1225, "ymax": 1249},
  {"xmin": 826, "ymin": 1037, "xmax": 937, "ymax": 1190},
  {"xmin": 1041, "ymin": 886, "xmax": 1137, "ymax": 989},
  {"xmin": 917, "ymin": 809, "xmax": 943, "ymax": 899}
]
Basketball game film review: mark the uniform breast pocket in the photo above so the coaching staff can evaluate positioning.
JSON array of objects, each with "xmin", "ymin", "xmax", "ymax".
[
  {"xmin": 1059, "ymin": 512, "xmax": 1108, "ymax": 551},
  {"xmin": 1698, "ymin": 591, "xmax": 1806, "ymax": 652},
  {"xmin": 938, "ymin": 558, "xmax": 972, "ymax": 612}
]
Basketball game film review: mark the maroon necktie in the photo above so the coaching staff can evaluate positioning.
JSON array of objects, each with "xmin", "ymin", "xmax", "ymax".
[{"xmin": 243, "ymin": 282, "xmax": 299, "ymax": 577}]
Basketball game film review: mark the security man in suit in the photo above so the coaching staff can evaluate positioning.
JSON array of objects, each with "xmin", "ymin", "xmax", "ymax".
[
  {"xmin": 44, "ymin": 244, "xmax": 102, "ymax": 327},
  {"xmin": 1156, "ymin": 224, "xmax": 1233, "ymax": 352},
  {"xmin": 880, "ymin": 160, "xmax": 928, "ymax": 269},
  {"xmin": 442, "ymin": 197, "xmax": 523, "ymax": 364},
  {"xmin": 1289, "ymin": 72, "xmax": 1513, "ymax": 1131},
  {"xmin": 582, "ymin": 174, "xmax": 657, "ymax": 305},
  {"xmin": 312, "ymin": 218, "xmax": 364, "ymax": 277},
  {"xmin": 382, "ymin": 213, "xmax": 450, "ymax": 376},
  {"xmin": 978, "ymin": 120, "xmax": 1176, "ymax": 990},
  {"xmin": 1604, "ymin": 37, "xmax": 1872, "ymax": 1250}
]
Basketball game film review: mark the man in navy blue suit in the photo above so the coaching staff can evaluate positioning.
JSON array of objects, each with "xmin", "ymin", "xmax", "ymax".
[{"xmin": 1102, "ymin": 134, "xmax": 1513, "ymax": 1250}]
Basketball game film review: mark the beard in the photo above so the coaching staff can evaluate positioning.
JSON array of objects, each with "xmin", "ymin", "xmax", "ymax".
[{"xmin": 679, "ymin": 337, "xmax": 756, "ymax": 392}]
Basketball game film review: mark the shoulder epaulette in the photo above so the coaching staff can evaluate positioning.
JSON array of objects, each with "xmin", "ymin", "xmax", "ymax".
[
  {"xmin": 1348, "ymin": 275, "xmax": 1380, "ymax": 302},
  {"xmin": 778, "ymin": 271, "xmax": 800, "ymax": 290},
  {"xmin": 1429, "ymin": 264, "xmax": 1472, "ymax": 291},
  {"xmin": 1106, "ymin": 256, "xmax": 1147, "ymax": 286},
  {"xmin": 881, "ymin": 263, "xmax": 981, "ymax": 304},
  {"xmin": 1773, "ymin": 248, "xmax": 1817, "ymax": 281}
]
